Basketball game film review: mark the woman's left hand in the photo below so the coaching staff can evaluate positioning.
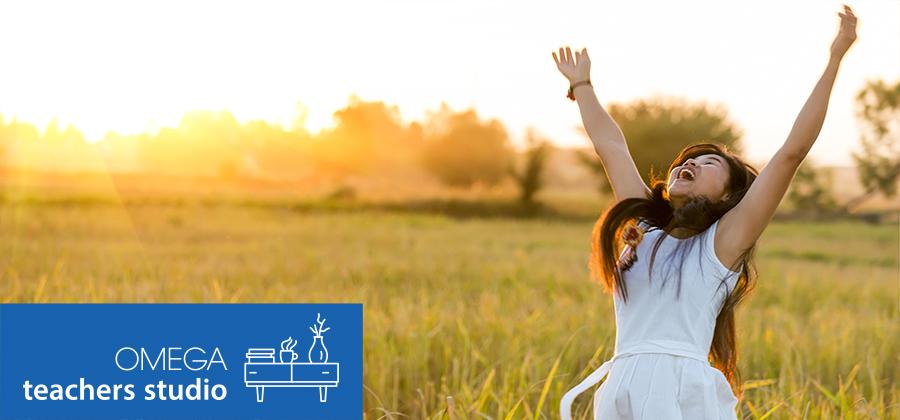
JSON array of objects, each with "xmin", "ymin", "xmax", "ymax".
[{"xmin": 830, "ymin": 4, "xmax": 857, "ymax": 59}]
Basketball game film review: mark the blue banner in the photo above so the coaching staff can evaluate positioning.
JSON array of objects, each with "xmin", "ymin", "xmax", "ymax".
[{"xmin": 0, "ymin": 303, "xmax": 363, "ymax": 420}]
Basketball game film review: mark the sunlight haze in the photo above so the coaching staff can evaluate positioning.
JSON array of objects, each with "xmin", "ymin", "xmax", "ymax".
[{"xmin": 1, "ymin": 0, "xmax": 897, "ymax": 166}]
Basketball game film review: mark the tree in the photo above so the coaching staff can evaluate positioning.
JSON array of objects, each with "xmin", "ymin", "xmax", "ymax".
[
  {"xmin": 574, "ymin": 148, "xmax": 614, "ymax": 197},
  {"xmin": 511, "ymin": 128, "xmax": 553, "ymax": 205},
  {"xmin": 311, "ymin": 95, "xmax": 422, "ymax": 176},
  {"xmin": 421, "ymin": 104, "xmax": 514, "ymax": 188},
  {"xmin": 577, "ymin": 96, "xmax": 743, "ymax": 191},
  {"xmin": 137, "ymin": 110, "xmax": 244, "ymax": 177},
  {"xmin": 786, "ymin": 158, "xmax": 839, "ymax": 218},
  {"xmin": 0, "ymin": 115, "xmax": 7, "ymax": 165},
  {"xmin": 0, "ymin": 115, "xmax": 41, "ymax": 169},
  {"xmin": 845, "ymin": 79, "xmax": 900, "ymax": 211}
]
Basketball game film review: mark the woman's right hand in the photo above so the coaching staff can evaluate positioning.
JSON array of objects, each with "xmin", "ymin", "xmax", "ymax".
[{"xmin": 552, "ymin": 46, "xmax": 591, "ymax": 84}]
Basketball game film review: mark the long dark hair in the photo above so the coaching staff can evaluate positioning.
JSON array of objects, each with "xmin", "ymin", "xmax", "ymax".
[{"xmin": 588, "ymin": 142, "xmax": 759, "ymax": 399}]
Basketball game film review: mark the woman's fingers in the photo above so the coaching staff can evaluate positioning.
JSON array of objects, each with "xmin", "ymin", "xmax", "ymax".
[
  {"xmin": 839, "ymin": 3, "xmax": 855, "ymax": 14},
  {"xmin": 553, "ymin": 46, "xmax": 589, "ymax": 67},
  {"xmin": 840, "ymin": 4, "xmax": 856, "ymax": 21},
  {"xmin": 838, "ymin": 9, "xmax": 857, "ymax": 28},
  {"xmin": 558, "ymin": 47, "xmax": 569, "ymax": 65},
  {"xmin": 554, "ymin": 47, "xmax": 571, "ymax": 66},
  {"xmin": 841, "ymin": 10, "xmax": 856, "ymax": 20},
  {"xmin": 842, "ymin": 14, "xmax": 857, "ymax": 28}
]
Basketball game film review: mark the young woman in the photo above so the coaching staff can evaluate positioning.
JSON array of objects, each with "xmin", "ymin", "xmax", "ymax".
[{"xmin": 553, "ymin": 5, "xmax": 857, "ymax": 419}]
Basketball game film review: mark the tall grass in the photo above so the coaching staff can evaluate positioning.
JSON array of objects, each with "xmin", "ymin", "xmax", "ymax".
[{"xmin": 1, "ymin": 203, "xmax": 897, "ymax": 418}]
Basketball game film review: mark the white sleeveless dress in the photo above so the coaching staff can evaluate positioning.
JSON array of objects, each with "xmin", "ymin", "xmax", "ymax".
[{"xmin": 561, "ymin": 218, "xmax": 742, "ymax": 419}]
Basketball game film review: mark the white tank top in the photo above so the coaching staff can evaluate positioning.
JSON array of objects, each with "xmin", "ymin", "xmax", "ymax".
[{"xmin": 614, "ymin": 218, "xmax": 742, "ymax": 358}]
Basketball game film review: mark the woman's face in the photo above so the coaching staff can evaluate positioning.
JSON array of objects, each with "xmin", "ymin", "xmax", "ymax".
[{"xmin": 667, "ymin": 153, "xmax": 731, "ymax": 207}]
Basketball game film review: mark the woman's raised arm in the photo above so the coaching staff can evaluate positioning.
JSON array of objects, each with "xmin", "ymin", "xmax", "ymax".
[
  {"xmin": 552, "ymin": 46, "xmax": 651, "ymax": 202},
  {"xmin": 716, "ymin": 5, "xmax": 858, "ymax": 268}
]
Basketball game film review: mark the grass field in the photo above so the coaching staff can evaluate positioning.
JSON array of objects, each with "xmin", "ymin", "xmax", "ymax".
[{"xmin": 1, "ymin": 201, "xmax": 897, "ymax": 419}]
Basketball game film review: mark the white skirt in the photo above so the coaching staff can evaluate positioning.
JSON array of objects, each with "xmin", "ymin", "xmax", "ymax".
[
  {"xmin": 595, "ymin": 353, "xmax": 737, "ymax": 419},
  {"xmin": 562, "ymin": 352, "xmax": 739, "ymax": 419}
]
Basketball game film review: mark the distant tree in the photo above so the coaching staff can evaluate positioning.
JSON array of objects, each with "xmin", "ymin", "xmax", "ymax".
[
  {"xmin": 138, "ymin": 110, "xmax": 244, "ymax": 176},
  {"xmin": 240, "ymin": 119, "xmax": 313, "ymax": 179},
  {"xmin": 312, "ymin": 95, "xmax": 422, "ymax": 176},
  {"xmin": 577, "ymin": 96, "xmax": 743, "ymax": 190},
  {"xmin": 786, "ymin": 158, "xmax": 839, "ymax": 218},
  {"xmin": 0, "ymin": 115, "xmax": 7, "ymax": 165},
  {"xmin": 421, "ymin": 103, "xmax": 514, "ymax": 188},
  {"xmin": 11, "ymin": 118, "xmax": 41, "ymax": 142},
  {"xmin": 511, "ymin": 128, "xmax": 553, "ymax": 204},
  {"xmin": 845, "ymin": 79, "xmax": 900, "ymax": 211},
  {"xmin": 574, "ymin": 148, "xmax": 614, "ymax": 197}
]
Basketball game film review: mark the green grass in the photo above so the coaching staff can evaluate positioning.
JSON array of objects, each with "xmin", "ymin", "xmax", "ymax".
[{"xmin": 1, "ymin": 202, "xmax": 897, "ymax": 419}]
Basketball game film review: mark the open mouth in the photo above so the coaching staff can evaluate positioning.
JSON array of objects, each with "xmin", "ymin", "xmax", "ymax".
[{"xmin": 676, "ymin": 167, "xmax": 695, "ymax": 181}]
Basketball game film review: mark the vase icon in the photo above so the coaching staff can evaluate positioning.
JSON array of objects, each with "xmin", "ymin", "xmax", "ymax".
[
  {"xmin": 308, "ymin": 335, "xmax": 328, "ymax": 363},
  {"xmin": 307, "ymin": 312, "xmax": 331, "ymax": 363}
]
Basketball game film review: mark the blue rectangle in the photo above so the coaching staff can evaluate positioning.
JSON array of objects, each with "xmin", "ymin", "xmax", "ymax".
[{"xmin": 0, "ymin": 304, "xmax": 362, "ymax": 420}]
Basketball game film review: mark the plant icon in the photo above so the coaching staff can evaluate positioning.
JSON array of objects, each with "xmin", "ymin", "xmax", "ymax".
[{"xmin": 308, "ymin": 313, "xmax": 331, "ymax": 363}]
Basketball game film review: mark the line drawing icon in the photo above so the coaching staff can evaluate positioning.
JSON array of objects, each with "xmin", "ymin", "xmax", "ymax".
[{"xmin": 244, "ymin": 313, "xmax": 340, "ymax": 403}]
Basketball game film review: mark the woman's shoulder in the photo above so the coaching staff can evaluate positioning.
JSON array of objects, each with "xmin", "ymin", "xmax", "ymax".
[
  {"xmin": 703, "ymin": 219, "xmax": 742, "ymax": 275},
  {"xmin": 636, "ymin": 218, "xmax": 654, "ymax": 231}
]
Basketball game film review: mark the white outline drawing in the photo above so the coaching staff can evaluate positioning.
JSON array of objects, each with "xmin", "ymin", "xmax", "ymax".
[{"xmin": 244, "ymin": 313, "xmax": 340, "ymax": 403}]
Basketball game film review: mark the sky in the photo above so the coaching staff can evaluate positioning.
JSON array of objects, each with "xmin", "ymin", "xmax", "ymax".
[{"xmin": 1, "ymin": 0, "xmax": 898, "ymax": 167}]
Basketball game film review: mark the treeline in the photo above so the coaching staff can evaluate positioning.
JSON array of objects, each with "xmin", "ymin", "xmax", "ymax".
[
  {"xmin": 0, "ymin": 94, "xmax": 747, "ymax": 199},
  {"xmin": 0, "ymin": 97, "xmax": 540, "ymax": 193},
  {"xmin": 0, "ymin": 78, "xmax": 897, "ymax": 215},
  {"xmin": 0, "ymin": 95, "xmax": 428, "ymax": 180}
]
